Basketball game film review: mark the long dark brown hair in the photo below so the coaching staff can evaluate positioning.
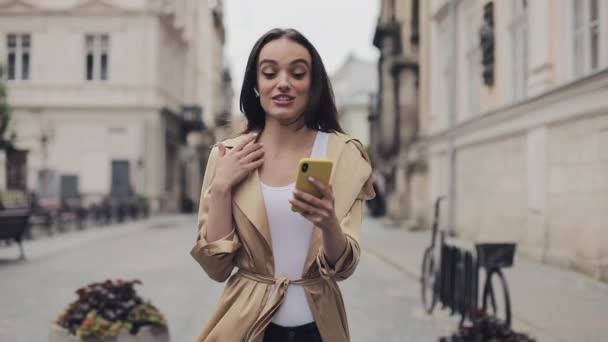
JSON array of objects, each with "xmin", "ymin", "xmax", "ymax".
[{"xmin": 240, "ymin": 28, "xmax": 343, "ymax": 134}]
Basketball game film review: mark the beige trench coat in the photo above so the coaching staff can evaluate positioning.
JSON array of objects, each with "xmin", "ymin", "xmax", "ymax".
[{"xmin": 190, "ymin": 131, "xmax": 375, "ymax": 342}]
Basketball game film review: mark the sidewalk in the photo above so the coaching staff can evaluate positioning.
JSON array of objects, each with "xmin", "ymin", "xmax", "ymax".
[
  {"xmin": 0, "ymin": 215, "xmax": 192, "ymax": 262},
  {"xmin": 361, "ymin": 216, "xmax": 608, "ymax": 342}
]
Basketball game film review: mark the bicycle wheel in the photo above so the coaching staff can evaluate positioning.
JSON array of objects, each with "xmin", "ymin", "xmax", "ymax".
[
  {"xmin": 421, "ymin": 247, "xmax": 438, "ymax": 314},
  {"xmin": 481, "ymin": 269, "xmax": 512, "ymax": 327}
]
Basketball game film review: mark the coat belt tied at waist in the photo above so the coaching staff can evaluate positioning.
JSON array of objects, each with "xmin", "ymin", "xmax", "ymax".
[{"xmin": 238, "ymin": 266, "xmax": 339, "ymax": 342}]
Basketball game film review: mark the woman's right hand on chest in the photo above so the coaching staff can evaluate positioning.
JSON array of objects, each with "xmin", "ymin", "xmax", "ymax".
[{"xmin": 212, "ymin": 133, "xmax": 265, "ymax": 192}]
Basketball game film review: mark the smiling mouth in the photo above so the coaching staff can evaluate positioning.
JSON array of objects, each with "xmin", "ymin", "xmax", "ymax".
[{"xmin": 272, "ymin": 95, "xmax": 295, "ymax": 105}]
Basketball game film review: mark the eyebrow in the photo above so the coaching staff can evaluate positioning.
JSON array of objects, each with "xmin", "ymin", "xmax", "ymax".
[{"xmin": 258, "ymin": 58, "xmax": 310, "ymax": 67}]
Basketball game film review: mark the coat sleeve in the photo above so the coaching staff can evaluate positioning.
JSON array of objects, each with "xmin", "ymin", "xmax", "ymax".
[
  {"xmin": 190, "ymin": 146, "xmax": 242, "ymax": 282},
  {"xmin": 316, "ymin": 140, "xmax": 375, "ymax": 282}
]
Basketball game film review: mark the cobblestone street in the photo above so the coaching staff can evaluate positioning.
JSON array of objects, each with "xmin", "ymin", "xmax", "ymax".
[{"xmin": 0, "ymin": 215, "xmax": 456, "ymax": 342}]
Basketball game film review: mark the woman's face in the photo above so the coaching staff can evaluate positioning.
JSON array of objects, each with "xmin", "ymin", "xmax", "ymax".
[{"xmin": 257, "ymin": 37, "xmax": 312, "ymax": 125}]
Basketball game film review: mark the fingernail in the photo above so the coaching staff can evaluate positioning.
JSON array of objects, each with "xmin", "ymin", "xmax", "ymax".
[
  {"xmin": 308, "ymin": 177, "xmax": 314, "ymax": 182},
  {"xmin": 252, "ymin": 132, "xmax": 258, "ymax": 137}
]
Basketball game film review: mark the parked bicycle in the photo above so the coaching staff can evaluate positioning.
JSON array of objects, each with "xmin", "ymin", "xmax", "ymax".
[
  {"xmin": 420, "ymin": 196, "xmax": 443, "ymax": 314},
  {"xmin": 420, "ymin": 196, "xmax": 515, "ymax": 329}
]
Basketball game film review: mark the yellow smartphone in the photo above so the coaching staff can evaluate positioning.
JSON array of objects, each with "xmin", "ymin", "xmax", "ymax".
[{"xmin": 291, "ymin": 158, "xmax": 333, "ymax": 212}]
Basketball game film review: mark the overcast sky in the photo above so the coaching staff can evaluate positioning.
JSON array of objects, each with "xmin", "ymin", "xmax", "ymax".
[{"xmin": 224, "ymin": 0, "xmax": 380, "ymax": 113}]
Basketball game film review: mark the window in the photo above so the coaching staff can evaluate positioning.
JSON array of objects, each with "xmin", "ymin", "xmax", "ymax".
[
  {"xmin": 6, "ymin": 34, "xmax": 31, "ymax": 81},
  {"xmin": 37, "ymin": 169, "xmax": 58, "ymax": 199},
  {"xmin": 111, "ymin": 160, "xmax": 132, "ymax": 199},
  {"xmin": 85, "ymin": 34, "xmax": 110, "ymax": 81},
  {"xmin": 60, "ymin": 175, "xmax": 79, "ymax": 200},
  {"xmin": 573, "ymin": 0, "xmax": 602, "ymax": 77},
  {"xmin": 6, "ymin": 149, "xmax": 27, "ymax": 190},
  {"xmin": 464, "ymin": 4, "xmax": 481, "ymax": 117},
  {"xmin": 508, "ymin": 0, "xmax": 528, "ymax": 101}
]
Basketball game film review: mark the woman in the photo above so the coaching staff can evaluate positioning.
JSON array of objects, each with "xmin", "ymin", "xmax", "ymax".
[{"xmin": 191, "ymin": 28, "xmax": 375, "ymax": 342}]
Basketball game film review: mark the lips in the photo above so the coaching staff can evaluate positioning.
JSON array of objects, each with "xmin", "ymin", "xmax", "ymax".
[{"xmin": 271, "ymin": 94, "xmax": 295, "ymax": 105}]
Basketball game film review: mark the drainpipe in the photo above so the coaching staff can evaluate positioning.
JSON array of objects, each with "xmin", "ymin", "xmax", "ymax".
[{"xmin": 447, "ymin": 0, "xmax": 457, "ymax": 235}]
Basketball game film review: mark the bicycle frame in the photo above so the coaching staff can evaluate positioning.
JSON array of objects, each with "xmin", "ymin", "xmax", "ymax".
[
  {"xmin": 429, "ymin": 196, "xmax": 444, "ymax": 249},
  {"xmin": 422, "ymin": 196, "xmax": 514, "ymax": 330},
  {"xmin": 420, "ymin": 197, "xmax": 444, "ymax": 314}
]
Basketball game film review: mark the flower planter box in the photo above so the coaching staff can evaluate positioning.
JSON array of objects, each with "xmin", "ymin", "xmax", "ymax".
[
  {"xmin": 50, "ymin": 323, "xmax": 169, "ymax": 342},
  {"xmin": 53, "ymin": 279, "xmax": 169, "ymax": 342}
]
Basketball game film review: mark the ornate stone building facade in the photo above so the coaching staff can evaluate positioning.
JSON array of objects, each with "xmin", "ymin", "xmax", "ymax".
[
  {"xmin": 372, "ymin": 0, "xmax": 425, "ymax": 225},
  {"xmin": 375, "ymin": 0, "xmax": 608, "ymax": 281},
  {"xmin": 0, "ymin": 0, "xmax": 231, "ymax": 212}
]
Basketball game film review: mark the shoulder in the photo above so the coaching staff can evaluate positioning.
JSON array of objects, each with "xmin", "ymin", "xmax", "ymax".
[
  {"xmin": 216, "ymin": 133, "xmax": 253, "ymax": 149},
  {"xmin": 207, "ymin": 131, "xmax": 258, "ymax": 158},
  {"xmin": 204, "ymin": 134, "xmax": 246, "ymax": 165},
  {"xmin": 328, "ymin": 132, "xmax": 371, "ymax": 165},
  {"xmin": 329, "ymin": 131, "xmax": 376, "ymax": 200}
]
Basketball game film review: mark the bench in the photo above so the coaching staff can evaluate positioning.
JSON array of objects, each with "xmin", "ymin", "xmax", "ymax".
[{"xmin": 0, "ymin": 208, "xmax": 30, "ymax": 260}]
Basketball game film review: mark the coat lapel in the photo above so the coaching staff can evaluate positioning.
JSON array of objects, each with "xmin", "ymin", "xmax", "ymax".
[
  {"xmin": 303, "ymin": 132, "xmax": 348, "ymax": 274},
  {"xmin": 302, "ymin": 132, "xmax": 374, "ymax": 274},
  {"xmin": 233, "ymin": 169, "xmax": 273, "ymax": 250},
  {"xmin": 220, "ymin": 133, "xmax": 273, "ymax": 252}
]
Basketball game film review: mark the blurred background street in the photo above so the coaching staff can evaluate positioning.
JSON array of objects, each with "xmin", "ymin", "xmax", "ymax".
[{"xmin": 0, "ymin": 216, "xmax": 456, "ymax": 342}]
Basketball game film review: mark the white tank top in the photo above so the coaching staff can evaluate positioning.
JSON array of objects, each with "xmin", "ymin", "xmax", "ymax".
[{"xmin": 260, "ymin": 131, "xmax": 329, "ymax": 327}]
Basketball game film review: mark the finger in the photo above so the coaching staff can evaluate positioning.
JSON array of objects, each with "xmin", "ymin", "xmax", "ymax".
[
  {"xmin": 300, "ymin": 211, "xmax": 324, "ymax": 224},
  {"xmin": 308, "ymin": 177, "xmax": 334, "ymax": 200},
  {"xmin": 289, "ymin": 197, "xmax": 328, "ymax": 218},
  {"xmin": 234, "ymin": 132, "xmax": 258, "ymax": 151},
  {"xmin": 244, "ymin": 158, "xmax": 264, "ymax": 171},
  {"xmin": 293, "ymin": 190, "xmax": 330, "ymax": 211},
  {"xmin": 241, "ymin": 148, "xmax": 264, "ymax": 164},
  {"xmin": 217, "ymin": 143, "xmax": 226, "ymax": 157},
  {"xmin": 236, "ymin": 141, "xmax": 263, "ymax": 159}
]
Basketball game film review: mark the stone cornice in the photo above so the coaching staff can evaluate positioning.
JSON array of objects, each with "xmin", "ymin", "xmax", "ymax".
[
  {"xmin": 421, "ymin": 68, "xmax": 608, "ymax": 151},
  {"xmin": 373, "ymin": 21, "xmax": 400, "ymax": 49},
  {"xmin": 0, "ymin": 0, "xmax": 191, "ymax": 43},
  {"xmin": 0, "ymin": 0, "xmax": 144, "ymax": 15},
  {"xmin": 150, "ymin": 0, "xmax": 190, "ymax": 43},
  {"xmin": 390, "ymin": 55, "xmax": 419, "ymax": 76}
]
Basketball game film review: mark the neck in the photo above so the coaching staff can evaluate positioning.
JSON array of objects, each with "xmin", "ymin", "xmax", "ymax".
[{"xmin": 259, "ymin": 117, "xmax": 317, "ymax": 155}]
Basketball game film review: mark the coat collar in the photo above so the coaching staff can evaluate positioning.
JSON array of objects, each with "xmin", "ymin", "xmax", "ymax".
[{"xmin": 219, "ymin": 131, "xmax": 372, "ymax": 274}]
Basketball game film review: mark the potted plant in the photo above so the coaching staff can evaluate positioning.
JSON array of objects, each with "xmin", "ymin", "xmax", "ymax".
[
  {"xmin": 440, "ymin": 311, "xmax": 536, "ymax": 342},
  {"xmin": 50, "ymin": 279, "xmax": 169, "ymax": 342}
]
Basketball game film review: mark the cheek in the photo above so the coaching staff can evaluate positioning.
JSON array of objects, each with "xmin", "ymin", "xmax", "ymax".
[
  {"xmin": 257, "ymin": 78, "xmax": 274, "ymax": 94},
  {"xmin": 294, "ymin": 79, "xmax": 311, "ymax": 96}
]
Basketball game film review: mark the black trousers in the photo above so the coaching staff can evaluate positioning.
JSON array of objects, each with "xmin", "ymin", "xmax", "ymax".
[{"xmin": 263, "ymin": 322, "xmax": 323, "ymax": 342}]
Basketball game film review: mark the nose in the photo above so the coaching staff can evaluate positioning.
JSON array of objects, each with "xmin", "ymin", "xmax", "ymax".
[{"xmin": 277, "ymin": 71, "xmax": 290, "ymax": 92}]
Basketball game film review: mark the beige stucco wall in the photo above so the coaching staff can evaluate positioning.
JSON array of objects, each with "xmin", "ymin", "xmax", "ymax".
[
  {"xmin": 419, "ymin": 0, "xmax": 608, "ymax": 281},
  {"xmin": 455, "ymin": 134, "xmax": 527, "ymax": 243},
  {"xmin": 545, "ymin": 113, "xmax": 608, "ymax": 278},
  {"xmin": 11, "ymin": 108, "xmax": 163, "ymax": 200}
]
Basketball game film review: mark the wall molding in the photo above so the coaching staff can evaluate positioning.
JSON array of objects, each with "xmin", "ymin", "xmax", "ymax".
[
  {"xmin": 421, "ymin": 68, "xmax": 608, "ymax": 152},
  {"xmin": 0, "ymin": 0, "xmax": 142, "ymax": 16}
]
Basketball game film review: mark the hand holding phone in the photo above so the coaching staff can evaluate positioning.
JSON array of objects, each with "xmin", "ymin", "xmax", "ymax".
[{"xmin": 291, "ymin": 158, "xmax": 332, "ymax": 212}]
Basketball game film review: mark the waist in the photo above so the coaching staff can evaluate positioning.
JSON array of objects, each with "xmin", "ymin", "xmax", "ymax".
[
  {"xmin": 237, "ymin": 268, "xmax": 323, "ymax": 286},
  {"xmin": 239, "ymin": 268, "xmax": 330, "ymax": 341}
]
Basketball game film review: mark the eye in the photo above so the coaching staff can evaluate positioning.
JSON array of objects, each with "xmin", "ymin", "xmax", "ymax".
[
  {"xmin": 262, "ymin": 72, "xmax": 276, "ymax": 79},
  {"xmin": 292, "ymin": 72, "xmax": 306, "ymax": 80}
]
